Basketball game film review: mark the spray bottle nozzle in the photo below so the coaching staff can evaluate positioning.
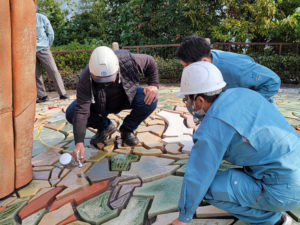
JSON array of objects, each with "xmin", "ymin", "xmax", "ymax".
[{"xmin": 76, "ymin": 151, "xmax": 83, "ymax": 168}]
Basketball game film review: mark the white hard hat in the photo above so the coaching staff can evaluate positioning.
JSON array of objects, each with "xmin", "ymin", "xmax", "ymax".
[
  {"xmin": 89, "ymin": 46, "xmax": 120, "ymax": 83},
  {"xmin": 177, "ymin": 61, "xmax": 226, "ymax": 98}
]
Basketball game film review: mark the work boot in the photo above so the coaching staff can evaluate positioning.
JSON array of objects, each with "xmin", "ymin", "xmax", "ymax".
[
  {"xmin": 60, "ymin": 94, "xmax": 69, "ymax": 100},
  {"xmin": 90, "ymin": 122, "xmax": 117, "ymax": 147},
  {"xmin": 36, "ymin": 96, "xmax": 49, "ymax": 103},
  {"xmin": 120, "ymin": 126, "xmax": 139, "ymax": 146}
]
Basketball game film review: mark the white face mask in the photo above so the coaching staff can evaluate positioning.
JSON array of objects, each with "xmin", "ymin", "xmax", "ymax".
[{"xmin": 187, "ymin": 97, "xmax": 206, "ymax": 121}]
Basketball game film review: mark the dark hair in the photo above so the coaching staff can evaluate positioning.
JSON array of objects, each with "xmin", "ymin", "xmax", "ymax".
[
  {"xmin": 189, "ymin": 93, "xmax": 219, "ymax": 103},
  {"xmin": 176, "ymin": 35, "xmax": 211, "ymax": 63}
]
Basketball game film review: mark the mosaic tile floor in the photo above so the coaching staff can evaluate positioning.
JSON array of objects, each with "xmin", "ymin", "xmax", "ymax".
[{"xmin": 1, "ymin": 85, "xmax": 300, "ymax": 225}]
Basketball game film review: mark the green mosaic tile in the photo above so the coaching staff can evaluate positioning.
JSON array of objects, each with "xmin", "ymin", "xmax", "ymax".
[
  {"xmin": 0, "ymin": 219, "xmax": 16, "ymax": 225},
  {"xmin": 7, "ymin": 197, "xmax": 29, "ymax": 206},
  {"xmin": 190, "ymin": 219, "xmax": 234, "ymax": 225},
  {"xmin": 32, "ymin": 127, "xmax": 65, "ymax": 156},
  {"xmin": 77, "ymin": 191, "xmax": 118, "ymax": 224},
  {"xmin": 176, "ymin": 164, "xmax": 186, "ymax": 176},
  {"xmin": 103, "ymin": 196, "xmax": 150, "ymax": 225},
  {"xmin": 111, "ymin": 154, "xmax": 139, "ymax": 171},
  {"xmin": 133, "ymin": 175, "xmax": 183, "ymax": 218},
  {"xmin": 59, "ymin": 121, "xmax": 73, "ymax": 134},
  {"xmin": 22, "ymin": 208, "xmax": 46, "ymax": 225},
  {"xmin": 174, "ymin": 159, "xmax": 188, "ymax": 165},
  {"xmin": 18, "ymin": 180, "xmax": 50, "ymax": 198},
  {"xmin": 0, "ymin": 201, "xmax": 28, "ymax": 223}
]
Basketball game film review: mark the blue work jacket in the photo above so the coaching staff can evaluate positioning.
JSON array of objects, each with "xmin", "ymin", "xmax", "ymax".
[
  {"xmin": 36, "ymin": 13, "xmax": 54, "ymax": 52},
  {"xmin": 178, "ymin": 88, "xmax": 300, "ymax": 223},
  {"xmin": 211, "ymin": 50, "xmax": 281, "ymax": 103}
]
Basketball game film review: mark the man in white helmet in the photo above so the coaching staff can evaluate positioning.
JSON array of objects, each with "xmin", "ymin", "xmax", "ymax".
[
  {"xmin": 172, "ymin": 62, "xmax": 300, "ymax": 225},
  {"xmin": 65, "ymin": 46, "xmax": 159, "ymax": 162}
]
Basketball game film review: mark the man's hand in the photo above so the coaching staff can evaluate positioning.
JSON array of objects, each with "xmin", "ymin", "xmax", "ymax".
[
  {"xmin": 73, "ymin": 142, "xmax": 85, "ymax": 163},
  {"xmin": 172, "ymin": 219, "xmax": 188, "ymax": 225},
  {"xmin": 143, "ymin": 85, "xmax": 158, "ymax": 105}
]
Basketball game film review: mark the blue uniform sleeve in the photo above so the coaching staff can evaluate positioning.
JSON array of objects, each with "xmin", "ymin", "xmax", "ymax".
[
  {"xmin": 239, "ymin": 63, "xmax": 281, "ymax": 102},
  {"xmin": 43, "ymin": 16, "xmax": 54, "ymax": 46},
  {"xmin": 178, "ymin": 116, "xmax": 237, "ymax": 223}
]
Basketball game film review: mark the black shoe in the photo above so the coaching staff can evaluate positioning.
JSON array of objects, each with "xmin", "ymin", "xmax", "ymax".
[
  {"xmin": 120, "ymin": 126, "xmax": 139, "ymax": 146},
  {"xmin": 90, "ymin": 122, "xmax": 117, "ymax": 147},
  {"xmin": 36, "ymin": 96, "xmax": 49, "ymax": 103},
  {"xmin": 60, "ymin": 94, "xmax": 69, "ymax": 100}
]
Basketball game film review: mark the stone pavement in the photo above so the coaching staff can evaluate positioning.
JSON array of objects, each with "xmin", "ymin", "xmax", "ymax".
[{"xmin": 0, "ymin": 85, "xmax": 300, "ymax": 225}]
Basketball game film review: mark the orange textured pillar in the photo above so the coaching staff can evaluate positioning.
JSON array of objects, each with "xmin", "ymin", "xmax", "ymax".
[
  {"xmin": 0, "ymin": 0, "xmax": 15, "ymax": 198},
  {"xmin": 11, "ymin": 0, "xmax": 36, "ymax": 189}
]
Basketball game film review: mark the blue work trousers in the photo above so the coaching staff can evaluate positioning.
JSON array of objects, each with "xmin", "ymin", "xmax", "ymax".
[
  {"xmin": 204, "ymin": 169, "xmax": 300, "ymax": 225},
  {"xmin": 66, "ymin": 86, "xmax": 157, "ymax": 131}
]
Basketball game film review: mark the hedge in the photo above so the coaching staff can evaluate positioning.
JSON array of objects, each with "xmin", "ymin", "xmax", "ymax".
[{"xmin": 41, "ymin": 52, "xmax": 300, "ymax": 91}]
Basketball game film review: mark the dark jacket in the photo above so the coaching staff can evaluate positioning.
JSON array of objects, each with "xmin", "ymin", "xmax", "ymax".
[{"xmin": 73, "ymin": 51, "xmax": 159, "ymax": 143}]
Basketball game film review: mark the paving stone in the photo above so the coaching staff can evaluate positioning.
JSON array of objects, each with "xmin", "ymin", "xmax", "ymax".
[
  {"xmin": 182, "ymin": 113, "xmax": 197, "ymax": 129},
  {"xmin": 196, "ymin": 205, "xmax": 231, "ymax": 218},
  {"xmin": 118, "ymin": 183, "xmax": 140, "ymax": 198},
  {"xmin": 147, "ymin": 119, "xmax": 166, "ymax": 126},
  {"xmin": 144, "ymin": 142, "xmax": 165, "ymax": 150},
  {"xmin": 60, "ymin": 214, "xmax": 77, "ymax": 225},
  {"xmin": 46, "ymin": 112, "xmax": 66, "ymax": 123},
  {"xmin": 50, "ymin": 167, "xmax": 62, "ymax": 180},
  {"xmin": 136, "ymin": 132, "xmax": 162, "ymax": 147},
  {"xmin": 111, "ymin": 154, "xmax": 139, "ymax": 171},
  {"xmin": 84, "ymin": 148, "xmax": 108, "ymax": 162},
  {"xmin": 176, "ymin": 164, "xmax": 186, "ymax": 176},
  {"xmin": 18, "ymin": 187, "xmax": 64, "ymax": 219},
  {"xmin": 32, "ymin": 149, "xmax": 61, "ymax": 166},
  {"xmin": 0, "ymin": 219, "xmax": 16, "ymax": 225},
  {"xmin": 119, "ymin": 178, "xmax": 141, "ymax": 186},
  {"xmin": 39, "ymin": 203, "xmax": 74, "ymax": 225},
  {"xmin": 32, "ymin": 166, "xmax": 54, "ymax": 171},
  {"xmin": 133, "ymin": 146, "xmax": 162, "ymax": 156},
  {"xmin": 114, "ymin": 148, "xmax": 132, "ymax": 154},
  {"xmin": 165, "ymin": 143, "xmax": 182, "ymax": 154},
  {"xmin": 29, "ymin": 187, "xmax": 55, "ymax": 202},
  {"xmin": 110, "ymin": 192, "xmax": 131, "ymax": 210},
  {"xmin": 103, "ymin": 196, "xmax": 150, "ymax": 225},
  {"xmin": 174, "ymin": 159, "xmax": 189, "ymax": 165},
  {"xmin": 7, "ymin": 197, "xmax": 30, "ymax": 206},
  {"xmin": 104, "ymin": 144, "xmax": 115, "ymax": 153},
  {"xmin": 133, "ymin": 175, "xmax": 183, "ymax": 218},
  {"xmin": 116, "ymin": 110, "xmax": 131, "ymax": 119},
  {"xmin": 60, "ymin": 168, "xmax": 71, "ymax": 179},
  {"xmin": 162, "ymin": 135, "xmax": 193, "ymax": 154},
  {"xmin": 174, "ymin": 106, "xmax": 189, "ymax": 113},
  {"xmin": 21, "ymin": 208, "xmax": 46, "ymax": 225},
  {"xmin": 86, "ymin": 158, "xmax": 119, "ymax": 183},
  {"xmin": 136, "ymin": 125, "xmax": 165, "ymax": 137},
  {"xmin": 60, "ymin": 122, "xmax": 74, "ymax": 135},
  {"xmin": 18, "ymin": 180, "xmax": 50, "ymax": 198},
  {"xmin": 67, "ymin": 221, "xmax": 90, "ymax": 225},
  {"xmin": 0, "ymin": 196, "xmax": 17, "ymax": 208},
  {"xmin": 110, "ymin": 185, "xmax": 122, "ymax": 202},
  {"xmin": 152, "ymin": 211, "xmax": 179, "ymax": 225},
  {"xmin": 157, "ymin": 110, "xmax": 193, "ymax": 137},
  {"xmin": 288, "ymin": 206, "xmax": 300, "ymax": 221},
  {"xmin": 50, "ymin": 180, "xmax": 109, "ymax": 211},
  {"xmin": 0, "ymin": 200, "xmax": 28, "ymax": 223},
  {"xmin": 77, "ymin": 191, "xmax": 118, "ymax": 224},
  {"xmin": 160, "ymin": 153, "xmax": 190, "ymax": 160},
  {"xmin": 32, "ymin": 127, "xmax": 65, "ymax": 156},
  {"xmin": 122, "ymin": 156, "xmax": 180, "ymax": 182},
  {"xmin": 189, "ymin": 219, "xmax": 234, "ymax": 225},
  {"xmin": 33, "ymin": 170, "xmax": 51, "ymax": 180},
  {"xmin": 44, "ymin": 121, "xmax": 67, "ymax": 131}
]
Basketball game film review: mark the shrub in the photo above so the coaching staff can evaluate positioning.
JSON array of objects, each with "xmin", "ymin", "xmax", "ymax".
[{"xmin": 42, "ymin": 51, "xmax": 299, "ymax": 91}]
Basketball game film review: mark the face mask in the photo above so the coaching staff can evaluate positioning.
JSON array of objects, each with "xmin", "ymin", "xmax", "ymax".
[{"xmin": 187, "ymin": 97, "xmax": 206, "ymax": 122}]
